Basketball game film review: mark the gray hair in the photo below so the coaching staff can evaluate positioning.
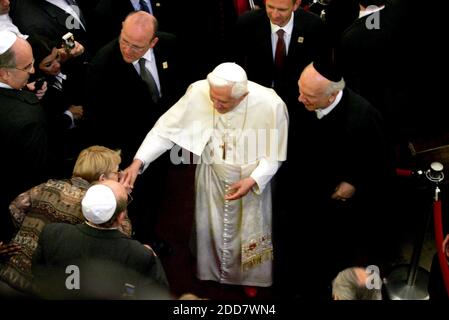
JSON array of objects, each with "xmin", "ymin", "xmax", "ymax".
[
  {"xmin": 324, "ymin": 77, "xmax": 345, "ymax": 96},
  {"xmin": 332, "ymin": 267, "xmax": 382, "ymax": 300},
  {"xmin": 0, "ymin": 47, "xmax": 16, "ymax": 69}
]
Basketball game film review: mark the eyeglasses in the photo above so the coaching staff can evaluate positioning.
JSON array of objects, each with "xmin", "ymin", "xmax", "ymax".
[
  {"xmin": 14, "ymin": 58, "xmax": 35, "ymax": 73},
  {"xmin": 127, "ymin": 193, "xmax": 133, "ymax": 206},
  {"xmin": 111, "ymin": 170, "xmax": 123, "ymax": 178},
  {"xmin": 119, "ymin": 36, "xmax": 148, "ymax": 53}
]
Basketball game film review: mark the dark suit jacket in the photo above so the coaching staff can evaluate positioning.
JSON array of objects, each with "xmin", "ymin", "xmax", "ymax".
[
  {"xmin": 0, "ymin": 87, "xmax": 48, "ymax": 239},
  {"xmin": 10, "ymin": 0, "xmax": 90, "ymax": 48},
  {"xmin": 32, "ymin": 223, "xmax": 169, "ymax": 299},
  {"xmin": 85, "ymin": 32, "xmax": 182, "ymax": 164},
  {"xmin": 232, "ymin": 8, "xmax": 329, "ymax": 108},
  {"xmin": 232, "ymin": 8, "xmax": 331, "ymax": 163},
  {"xmin": 338, "ymin": 4, "xmax": 401, "ymax": 127}
]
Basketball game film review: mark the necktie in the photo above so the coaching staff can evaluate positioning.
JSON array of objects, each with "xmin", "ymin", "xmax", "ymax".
[
  {"xmin": 139, "ymin": 0, "xmax": 152, "ymax": 14},
  {"xmin": 65, "ymin": 0, "xmax": 87, "ymax": 27},
  {"xmin": 139, "ymin": 58, "xmax": 159, "ymax": 103},
  {"xmin": 274, "ymin": 29, "xmax": 286, "ymax": 73}
]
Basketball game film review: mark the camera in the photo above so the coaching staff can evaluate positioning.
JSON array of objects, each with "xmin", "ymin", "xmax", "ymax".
[
  {"xmin": 34, "ymin": 77, "xmax": 46, "ymax": 91},
  {"xmin": 62, "ymin": 32, "xmax": 75, "ymax": 52}
]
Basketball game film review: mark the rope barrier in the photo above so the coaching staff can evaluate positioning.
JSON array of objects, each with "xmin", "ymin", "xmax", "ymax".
[{"xmin": 432, "ymin": 199, "xmax": 449, "ymax": 297}]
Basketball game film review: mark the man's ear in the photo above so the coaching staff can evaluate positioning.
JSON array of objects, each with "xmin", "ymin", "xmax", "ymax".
[
  {"xmin": 149, "ymin": 36, "xmax": 159, "ymax": 48},
  {"xmin": 98, "ymin": 173, "xmax": 106, "ymax": 181},
  {"xmin": 117, "ymin": 211, "xmax": 126, "ymax": 224},
  {"xmin": 238, "ymin": 92, "xmax": 249, "ymax": 104},
  {"xmin": 0, "ymin": 68, "xmax": 10, "ymax": 82}
]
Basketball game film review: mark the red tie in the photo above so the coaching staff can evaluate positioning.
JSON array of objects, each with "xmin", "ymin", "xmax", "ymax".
[
  {"xmin": 274, "ymin": 29, "xmax": 286, "ymax": 72},
  {"xmin": 234, "ymin": 0, "xmax": 250, "ymax": 16}
]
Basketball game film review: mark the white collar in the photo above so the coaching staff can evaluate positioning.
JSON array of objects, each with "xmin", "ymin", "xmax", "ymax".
[
  {"xmin": 132, "ymin": 48, "xmax": 154, "ymax": 65},
  {"xmin": 0, "ymin": 81, "xmax": 13, "ymax": 89},
  {"xmin": 315, "ymin": 90, "xmax": 343, "ymax": 119}
]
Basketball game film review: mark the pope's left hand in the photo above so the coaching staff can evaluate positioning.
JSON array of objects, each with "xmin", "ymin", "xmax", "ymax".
[{"xmin": 225, "ymin": 177, "xmax": 256, "ymax": 200}]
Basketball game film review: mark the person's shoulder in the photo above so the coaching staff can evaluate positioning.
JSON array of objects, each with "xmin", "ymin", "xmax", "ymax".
[
  {"xmin": 0, "ymin": 87, "xmax": 39, "ymax": 105},
  {"xmin": 90, "ymin": 38, "xmax": 120, "ymax": 66},
  {"xmin": 0, "ymin": 89, "xmax": 43, "ymax": 123},
  {"xmin": 41, "ymin": 222, "xmax": 76, "ymax": 239},
  {"xmin": 237, "ymin": 8, "xmax": 267, "ymax": 26},
  {"xmin": 344, "ymin": 88, "xmax": 383, "ymax": 121},
  {"xmin": 156, "ymin": 31, "xmax": 176, "ymax": 42},
  {"xmin": 123, "ymin": 239, "xmax": 158, "ymax": 261},
  {"xmin": 248, "ymin": 81, "xmax": 286, "ymax": 107},
  {"xmin": 294, "ymin": 7, "xmax": 324, "ymax": 25}
]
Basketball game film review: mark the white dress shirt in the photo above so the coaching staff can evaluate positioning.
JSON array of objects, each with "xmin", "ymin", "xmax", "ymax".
[{"xmin": 132, "ymin": 48, "xmax": 161, "ymax": 95}]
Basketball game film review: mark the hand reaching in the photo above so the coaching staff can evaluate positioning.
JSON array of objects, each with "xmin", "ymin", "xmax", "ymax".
[{"xmin": 121, "ymin": 159, "xmax": 143, "ymax": 192}]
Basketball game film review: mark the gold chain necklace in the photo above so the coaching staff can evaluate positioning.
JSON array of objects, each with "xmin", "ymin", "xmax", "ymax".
[{"xmin": 212, "ymin": 96, "xmax": 249, "ymax": 160}]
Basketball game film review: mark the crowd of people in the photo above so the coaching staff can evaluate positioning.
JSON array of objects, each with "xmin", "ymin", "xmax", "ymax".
[{"xmin": 1, "ymin": 0, "xmax": 445, "ymax": 301}]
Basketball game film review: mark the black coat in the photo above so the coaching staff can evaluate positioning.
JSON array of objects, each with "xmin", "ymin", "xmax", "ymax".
[
  {"xmin": 273, "ymin": 89, "xmax": 395, "ymax": 297},
  {"xmin": 338, "ymin": 3, "xmax": 402, "ymax": 133},
  {"xmin": 32, "ymin": 223, "xmax": 169, "ymax": 299},
  {"xmin": 0, "ymin": 88, "xmax": 48, "ymax": 239}
]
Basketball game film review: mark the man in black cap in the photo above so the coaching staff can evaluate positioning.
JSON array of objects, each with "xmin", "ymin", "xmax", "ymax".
[{"xmin": 278, "ymin": 61, "xmax": 394, "ymax": 299}]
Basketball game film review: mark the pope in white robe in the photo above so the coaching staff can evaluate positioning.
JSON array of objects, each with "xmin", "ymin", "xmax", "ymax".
[{"xmin": 124, "ymin": 62, "xmax": 289, "ymax": 288}]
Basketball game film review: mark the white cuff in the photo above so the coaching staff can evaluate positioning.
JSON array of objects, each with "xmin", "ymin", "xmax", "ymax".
[{"xmin": 250, "ymin": 159, "xmax": 281, "ymax": 194}]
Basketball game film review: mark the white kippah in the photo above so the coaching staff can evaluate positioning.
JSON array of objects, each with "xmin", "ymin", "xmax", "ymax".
[
  {"xmin": 82, "ymin": 184, "xmax": 117, "ymax": 224},
  {"xmin": 210, "ymin": 62, "xmax": 247, "ymax": 82},
  {"xmin": 0, "ymin": 30, "xmax": 17, "ymax": 55}
]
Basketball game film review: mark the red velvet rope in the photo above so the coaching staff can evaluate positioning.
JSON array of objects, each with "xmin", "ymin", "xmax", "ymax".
[
  {"xmin": 396, "ymin": 168, "xmax": 413, "ymax": 177},
  {"xmin": 432, "ymin": 199, "xmax": 449, "ymax": 297}
]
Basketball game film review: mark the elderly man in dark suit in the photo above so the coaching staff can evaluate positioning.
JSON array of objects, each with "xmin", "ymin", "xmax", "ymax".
[
  {"xmin": 291, "ymin": 61, "xmax": 394, "ymax": 298},
  {"xmin": 85, "ymin": 11, "xmax": 182, "ymax": 253},
  {"xmin": 0, "ymin": 31, "xmax": 49, "ymax": 240}
]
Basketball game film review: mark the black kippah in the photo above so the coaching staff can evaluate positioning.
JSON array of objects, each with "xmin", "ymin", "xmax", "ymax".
[{"xmin": 313, "ymin": 59, "xmax": 343, "ymax": 82}]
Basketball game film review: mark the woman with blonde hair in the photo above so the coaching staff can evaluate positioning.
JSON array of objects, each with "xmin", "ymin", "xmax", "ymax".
[{"xmin": 0, "ymin": 145, "xmax": 132, "ymax": 296}]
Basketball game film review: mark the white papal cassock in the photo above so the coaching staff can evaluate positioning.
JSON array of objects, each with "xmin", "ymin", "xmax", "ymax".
[{"xmin": 134, "ymin": 80, "xmax": 288, "ymax": 286}]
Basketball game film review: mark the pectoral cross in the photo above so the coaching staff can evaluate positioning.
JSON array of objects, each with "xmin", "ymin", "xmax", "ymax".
[{"xmin": 220, "ymin": 141, "xmax": 226, "ymax": 160}]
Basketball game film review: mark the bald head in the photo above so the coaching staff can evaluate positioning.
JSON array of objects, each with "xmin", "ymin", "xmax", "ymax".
[
  {"xmin": 119, "ymin": 11, "xmax": 159, "ymax": 63},
  {"xmin": 123, "ymin": 11, "xmax": 158, "ymax": 36}
]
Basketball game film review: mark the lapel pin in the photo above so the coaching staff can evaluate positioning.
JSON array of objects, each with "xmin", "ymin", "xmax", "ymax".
[
  {"xmin": 162, "ymin": 61, "xmax": 168, "ymax": 69},
  {"xmin": 297, "ymin": 37, "xmax": 304, "ymax": 43},
  {"xmin": 156, "ymin": 2, "xmax": 161, "ymax": 7}
]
